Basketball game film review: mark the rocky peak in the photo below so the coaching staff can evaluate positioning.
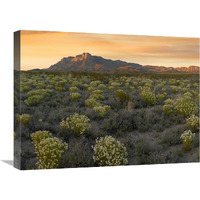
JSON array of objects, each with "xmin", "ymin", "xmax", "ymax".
[{"xmin": 76, "ymin": 52, "xmax": 91, "ymax": 60}]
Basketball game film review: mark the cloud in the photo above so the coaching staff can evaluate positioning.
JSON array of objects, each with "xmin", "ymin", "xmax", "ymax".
[{"xmin": 21, "ymin": 31, "xmax": 199, "ymax": 70}]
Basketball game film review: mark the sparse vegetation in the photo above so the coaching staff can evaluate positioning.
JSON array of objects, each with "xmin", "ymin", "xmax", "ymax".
[{"xmin": 15, "ymin": 71, "xmax": 199, "ymax": 169}]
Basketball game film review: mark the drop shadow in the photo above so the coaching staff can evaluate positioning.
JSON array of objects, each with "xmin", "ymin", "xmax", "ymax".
[{"xmin": 1, "ymin": 160, "xmax": 13, "ymax": 166}]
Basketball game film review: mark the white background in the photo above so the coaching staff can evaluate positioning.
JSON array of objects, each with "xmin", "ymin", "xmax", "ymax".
[{"xmin": 0, "ymin": 0, "xmax": 199, "ymax": 199}]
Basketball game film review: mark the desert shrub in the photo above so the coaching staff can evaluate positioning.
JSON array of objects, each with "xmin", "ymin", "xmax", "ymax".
[
  {"xmin": 110, "ymin": 81, "xmax": 121, "ymax": 87},
  {"xmin": 36, "ymin": 82, "xmax": 46, "ymax": 89},
  {"xmin": 35, "ymin": 137, "xmax": 68, "ymax": 169},
  {"xmin": 60, "ymin": 113, "xmax": 90, "ymax": 135},
  {"xmin": 140, "ymin": 89, "xmax": 155, "ymax": 105},
  {"xmin": 170, "ymin": 86, "xmax": 178, "ymax": 93},
  {"xmin": 92, "ymin": 89, "xmax": 103, "ymax": 95},
  {"xmin": 186, "ymin": 115, "xmax": 199, "ymax": 131},
  {"xmin": 70, "ymin": 92, "xmax": 81, "ymax": 100},
  {"xmin": 59, "ymin": 138, "xmax": 94, "ymax": 168},
  {"xmin": 193, "ymin": 83, "xmax": 198, "ymax": 90},
  {"xmin": 109, "ymin": 86, "xmax": 114, "ymax": 90},
  {"xmin": 69, "ymin": 86, "xmax": 79, "ymax": 92},
  {"xmin": 83, "ymin": 84, "xmax": 89, "ymax": 89},
  {"xmin": 183, "ymin": 92, "xmax": 193, "ymax": 99},
  {"xmin": 90, "ymin": 93, "xmax": 104, "ymax": 100},
  {"xmin": 88, "ymin": 87, "xmax": 95, "ymax": 92},
  {"xmin": 98, "ymin": 84, "xmax": 106, "ymax": 89},
  {"xmin": 165, "ymin": 98, "xmax": 173, "ymax": 105},
  {"xmin": 174, "ymin": 97, "xmax": 198, "ymax": 117},
  {"xmin": 133, "ymin": 81, "xmax": 138, "ymax": 87},
  {"xmin": 27, "ymin": 89, "xmax": 52, "ymax": 97},
  {"xmin": 38, "ymin": 119, "xmax": 43, "ymax": 125},
  {"xmin": 55, "ymin": 86, "xmax": 66, "ymax": 92},
  {"xmin": 156, "ymin": 93, "xmax": 166, "ymax": 101},
  {"xmin": 71, "ymin": 81, "xmax": 80, "ymax": 87},
  {"xmin": 31, "ymin": 130, "xmax": 52, "ymax": 149},
  {"xmin": 24, "ymin": 95, "xmax": 43, "ymax": 106},
  {"xmin": 160, "ymin": 129, "xmax": 183, "ymax": 146},
  {"xmin": 92, "ymin": 136, "xmax": 128, "ymax": 166},
  {"xmin": 56, "ymin": 80, "xmax": 67, "ymax": 87},
  {"xmin": 20, "ymin": 85, "xmax": 30, "ymax": 92},
  {"xmin": 90, "ymin": 81, "xmax": 101, "ymax": 87},
  {"xmin": 17, "ymin": 114, "xmax": 31, "ymax": 125},
  {"xmin": 85, "ymin": 98, "xmax": 101, "ymax": 108},
  {"xmin": 180, "ymin": 130, "xmax": 195, "ymax": 150},
  {"xmin": 115, "ymin": 89, "xmax": 130, "ymax": 101},
  {"xmin": 129, "ymin": 86, "xmax": 135, "ymax": 91},
  {"xmin": 163, "ymin": 104, "xmax": 173, "ymax": 115},
  {"xmin": 182, "ymin": 87, "xmax": 189, "ymax": 93},
  {"xmin": 93, "ymin": 105, "xmax": 111, "ymax": 117},
  {"xmin": 136, "ymin": 138, "xmax": 153, "ymax": 163},
  {"xmin": 191, "ymin": 90, "xmax": 198, "ymax": 99}
]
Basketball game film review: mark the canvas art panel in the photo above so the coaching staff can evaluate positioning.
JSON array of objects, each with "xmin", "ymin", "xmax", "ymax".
[{"xmin": 14, "ymin": 30, "xmax": 199, "ymax": 170}]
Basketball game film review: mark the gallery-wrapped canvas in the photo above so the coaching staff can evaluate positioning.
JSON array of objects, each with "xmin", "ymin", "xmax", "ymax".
[{"xmin": 14, "ymin": 30, "xmax": 199, "ymax": 170}]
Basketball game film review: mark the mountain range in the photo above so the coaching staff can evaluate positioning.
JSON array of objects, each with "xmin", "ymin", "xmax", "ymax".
[{"xmin": 44, "ymin": 52, "xmax": 199, "ymax": 73}]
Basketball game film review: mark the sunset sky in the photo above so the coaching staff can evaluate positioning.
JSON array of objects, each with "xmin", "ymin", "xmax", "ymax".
[{"xmin": 21, "ymin": 30, "xmax": 199, "ymax": 70}]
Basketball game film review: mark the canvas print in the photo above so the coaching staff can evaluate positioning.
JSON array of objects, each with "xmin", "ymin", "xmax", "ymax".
[{"xmin": 14, "ymin": 30, "xmax": 199, "ymax": 170}]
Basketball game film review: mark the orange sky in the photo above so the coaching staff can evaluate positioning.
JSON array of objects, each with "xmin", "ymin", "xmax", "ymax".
[{"xmin": 21, "ymin": 30, "xmax": 199, "ymax": 70}]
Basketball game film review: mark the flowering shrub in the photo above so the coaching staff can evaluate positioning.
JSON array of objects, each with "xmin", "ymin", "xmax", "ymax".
[
  {"xmin": 55, "ymin": 80, "xmax": 67, "ymax": 87},
  {"xmin": 35, "ymin": 137, "xmax": 68, "ymax": 169},
  {"xmin": 70, "ymin": 92, "xmax": 81, "ymax": 100},
  {"xmin": 193, "ymin": 83, "xmax": 198, "ymax": 90},
  {"xmin": 85, "ymin": 98, "xmax": 101, "ymax": 108},
  {"xmin": 83, "ymin": 84, "xmax": 89, "ymax": 89},
  {"xmin": 25, "ymin": 89, "xmax": 53, "ymax": 106},
  {"xmin": 110, "ymin": 81, "xmax": 121, "ymax": 87},
  {"xmin": 36, "ymin": 82, "xmax": 46, "ymax": 89},
  {"xmin": 31, "ymin": 130, "xmax": 52, "ymax": 149},
  {"xmin": 98, "ymin": 84, "xmax": 106, "ymax": 89},
  {"xmin": 163, "ymin": 104, "xmax": 173, "ymax": 115},
  {"xmin": 24, "ymin": 95, "xmax": 43, "ymax": 106},
  {"xmin": 88, "ymin": 87, "xmax": 95, "ymax": 92},
  {"xmin": 109, "ymin": 86, "xmax": 114, "ymax": 90},
  {"xmin": 140, "ymin": 89, "xmax": 155, "ymax": 105},
  {"xmin": 92, "ymin": 89, "xmax": 103, "ymax": 95},
  {"xmin": 161, "ymin": 88, "xmax": 166, "ymax": 93},
  {"xmin": 27, "ymin": 89, "xmax": 52, "ymax": 97},
  {"xmin": 92, "ymin": 136, "xmax": 128, "ymax": 166},
  {"xmin": 20, "ymin": 85, "xmax": 30, "ymax": 92},
  {"xmin": 191, "ymin": 90, "xmax": 198, "ymax": 99},
  {"xmin": 183, "ymin": 92, "xmax": 193, "ymax": 99},
  {"xmin": 90, "ymin": 93, "xmax": 104, "ymax": 100},
  {"xmin": 93, "ymin": 105, "xmax": 111, "ymax": 117},
  {"xmin": 115, "ymin": 89, "xmax": 130, "ymax": 101},
  {"xmin": 90, "ymin": 81, "xmax": 101, "ymax": 87},
  {"xmin": 60, "ymin": 113, "xmax": 90, "ymax": 135},
  {"xmin": 186, "ymin": 115, "xmax": 199, "ymax": 131},
  {"xmin": 69, "ymin": 86, "xmax": 79, "ymax": 92},
  {"xmin": 180, "ymin": 130, "xmax": 195, "ymax": 150},
  {"xmin": 156, "ymin": 93, "xmax": 167, "ymax": 101},
  {"xmin": 129, "ymin": 86, "xmax": 135, "ymax": 91},
  {"xmin": 133, "ymin": 81, "xmax": 138, "ymax": 87},
  {"xmin": 71, "ymin": 81, "xmax": 80, "ymax": 87},
  {"xmin": 55, "ymin": 86, "xmax": 66, "ymax": 92},
  {"xmin": 16, "ymin": 114, "xmax": 31, "ymax": 125},
  {"xmin": 165, "ymin": 98, "xmax": 173, "ymax": 105},
  {"xmin": 182, "ymin": 87, "xmax": 189, "ymax": 93},
  {"xmin": 174, "ymin": 97, "xmax": 198, "ymax": 117},
  {"xmin": 170, "ymin": 86, "xmax": 178, "ymax": 93}
]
